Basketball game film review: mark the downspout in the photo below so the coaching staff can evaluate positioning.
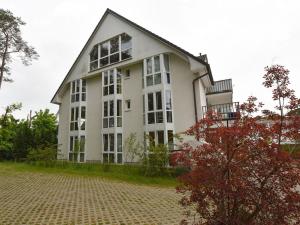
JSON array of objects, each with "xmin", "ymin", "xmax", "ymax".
[{"xmin": 193, "ymin": 72, "xmax": 209, "ymax": 123}]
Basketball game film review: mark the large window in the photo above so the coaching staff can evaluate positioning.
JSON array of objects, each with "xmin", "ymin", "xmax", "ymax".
[
  {"xmin": 70, "ymin": 106, "xmax": 86, "ymax": 131},
  {"xmin": 90, "ymin": 33, "xmax": 132, "ymax": 71},
  {"xmin": 69, "ymin": 135, "xmax": 85, "ymax": 162},
  {"xmin": 103, "ymin": 133, "xmax": 115, "ymax": 163},
  {"xmin": 147, "ymin": 91, "xmax": 163, "ymax": 124},
  {"xmin": 145, "ymin": 55, "xmax": 161, "ymax": 87},
  {"xmin": 71, "ymin": 79, "xmax": 86, "ymax": 103}
]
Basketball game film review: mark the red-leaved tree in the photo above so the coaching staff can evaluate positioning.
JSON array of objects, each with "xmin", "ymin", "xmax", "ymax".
[{"xmin": 176, "ymin": 65, "xmax": 300, "ymax": 225}]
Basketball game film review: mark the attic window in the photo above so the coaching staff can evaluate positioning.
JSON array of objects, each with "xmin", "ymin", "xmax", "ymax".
[{"xmin": 89, "ymin": 33, "xmax": 132, "ymax": 71}]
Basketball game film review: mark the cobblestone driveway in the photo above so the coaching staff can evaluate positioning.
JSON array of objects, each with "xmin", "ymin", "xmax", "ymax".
[{"xmin": 0, "ymin": 171, "xmax": 185, "ymax": 225}]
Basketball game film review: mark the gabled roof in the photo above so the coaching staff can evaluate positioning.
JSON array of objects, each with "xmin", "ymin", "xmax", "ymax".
[{"xmin": 51, "ymin": 8, "xmax": 214, "ymax": 104}]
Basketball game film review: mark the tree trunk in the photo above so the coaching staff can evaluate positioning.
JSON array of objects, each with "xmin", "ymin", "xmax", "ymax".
[{"xmin": 0, "ymin": 35, "xmax": 9, "ymax": 89}]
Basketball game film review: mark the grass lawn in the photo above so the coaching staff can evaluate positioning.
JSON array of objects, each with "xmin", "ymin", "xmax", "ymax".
[{"xmin": 0, "ymin": 161, "xmax": 179, "ymax": 187}]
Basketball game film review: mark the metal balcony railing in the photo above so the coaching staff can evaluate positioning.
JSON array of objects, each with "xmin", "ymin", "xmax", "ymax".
[
  {"xmin": 206, "ymin": 79, "xmax": 232, "ymax": 95},
  {"xmin": 202, "ymin": 102, "xmax": 240, "ymax": 120}
]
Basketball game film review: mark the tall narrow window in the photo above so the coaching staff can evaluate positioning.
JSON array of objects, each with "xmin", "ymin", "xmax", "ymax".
[
  {"xmin": 166, "ymin": 90, "xmax": 173, "ymax": 123},
  {"xmin": 149, "ymin": 131, "xmax": 155, "ymax": 146},
  {"xmin": 117, "ymin": 133, "xmax": 122, "ymax": 163},
  {"xmin": 70, "ymin": 107, "xmax": 79, "ymax": 131},
  {"xmin": 103, "ymin": 100, "xmax": 114, "ymax": 128},
  {"xmin": 117, "ymin": 100, "xmax": 122, "ymax": 127},
  {"xmin": 147, "ymin": 93, "xmax": 155, "ymax": 124},
  {"xmin": 121, "ymin": 33, "xmax": 132, "ymax": 60},
  {"xmin": 147, "ymin": 91, "xmax": 163, "ymax": 124},
  {"xmin": 71, "ymin": 80, "xmax": 80, "ymax": 103},
  {"xmin": 79, "ymin": 136, "xmax": 85, "ymax": 162},
  {"xmin": 168, "ymin": 130, "xmax": 174, "ymax": 150},
  {"xmin": 117, "ymin": 70, "xmax": 122, "ymax": 94},
  {"xmin": 145, "ymin": 55, "xmax": 162, "ymax": 87},
  {"xmin": 109, "ymin": 70, "xmax": 114, "ymax": 95},
  {"xmin": 103, "ymin": 70, "xmax": 115, "ymax": 96},
  {"xmin": 157, "ymin": 130, "xmax": 164, "ymax": 144},
  {"xmin": 80, "ymin": 106, "xmax": 86, "ymax": 130},
  {"xmin": 109, "ymin": 100, "xmax": 114, "ymax": 127},
  {"xmin": 90, "ymin": 45, "xmax": 98, "ymax": 71},
  {"xmin": 164, "ymin": 54, "xmax": 170, "ymax": 84},
  {"xmin": 81, "ymin": 80, "xmax": 86, "ymax": 101}
]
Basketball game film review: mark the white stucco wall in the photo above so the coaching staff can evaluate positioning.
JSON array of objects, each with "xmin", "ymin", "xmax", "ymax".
[
  {"xmin": 85, "ymin": 76, "xmax": 102, "ymax": 162},
  {"xmin": 57, "ymin": 88, "xmax": 70, "ymax": 159},
  {"xmin": 171, "ymin": 54, "xmax": 200, "ymax": 133}
]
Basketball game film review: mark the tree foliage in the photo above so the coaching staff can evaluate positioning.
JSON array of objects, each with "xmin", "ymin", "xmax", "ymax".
[
  {"xmin": 0, "ymin": 105, "xmax": 57, "ymax": 161},
  {"xmin": 0, "ymin": 8, "xmax": 39, "ymax": 88},
  {"xmin": 176, "ymin": 65, "xmax": 300, "ymax": 225}
]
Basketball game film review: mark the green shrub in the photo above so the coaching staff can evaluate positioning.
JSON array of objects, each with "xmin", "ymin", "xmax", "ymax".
[{"xmin": 27, "ymin": 145, "xmax": 57, "ymax": 162}]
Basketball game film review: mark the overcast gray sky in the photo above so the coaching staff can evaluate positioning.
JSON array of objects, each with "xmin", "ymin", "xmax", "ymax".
[{"xmin": 1, "ymin": 0, "xmax": 299, "ymax": 119}]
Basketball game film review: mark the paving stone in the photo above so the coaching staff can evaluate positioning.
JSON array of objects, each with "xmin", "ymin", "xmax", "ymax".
[{"xmin": 0, "ymin": 171, "xmax": 186, "ymax": 224}]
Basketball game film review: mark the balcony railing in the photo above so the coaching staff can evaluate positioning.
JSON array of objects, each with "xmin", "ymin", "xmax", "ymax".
[
  {"xmin": 206, "ymin": 79, "xmax": 232, "ymax": 95},
  {"xmin": 202, "ymin": 102, "xmax": 240, "ymax": 120}
]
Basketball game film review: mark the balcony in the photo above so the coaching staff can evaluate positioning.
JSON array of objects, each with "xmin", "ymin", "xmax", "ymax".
[
  {"xmin": 206, "ymin": 79, "xmax": 232, "ymax": 95},
  {"xmin": 202, "ymin": 102, "xmax": 240, "ymax": 120}
]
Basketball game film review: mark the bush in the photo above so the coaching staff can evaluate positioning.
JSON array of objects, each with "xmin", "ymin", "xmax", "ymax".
[
  {"xmin": 142, "ymin": 143, "xmax": 169, "ymax": 176},
  {"xmin": 27, "ymin": 145, "xmax": 57, "ymax": 162}
]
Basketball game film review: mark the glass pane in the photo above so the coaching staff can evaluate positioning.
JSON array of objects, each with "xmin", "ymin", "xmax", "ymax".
[
  {"xmin": 167, "ymin": 111, "xmax": 173, "ymax": 123},
  {"xmin": 104, "ymin": 101, "xmax": 108, "ymax": 117},
  {"xmin": 109, "ymin": 134, "xmax": 114, "ymax": 152},
  {"xmin": 74, "ymin": 122, "xmax": 78, "ymax": 131},
  {"xmin": 109, "ymin": 85, "xmax": 114, "ymax": 95},
  {"xmin": 103, "ymin": 153, "xmax": 108, "ymax": 163},
  {"xmin": 157, "ymin": 130, "xmax": 164, "ymax": 144},
  {"xmin": 117, "ymin": 154, "xmax": 122, "ymax": 164},
  {"xmin": 71, "ymin": 81, "xmax": 75, "ymax": 93},
  {"xmin": 103, "ymin": 134, "xmax": 108, "ymax": 152},
  {"xmin": 148, "ymin": 112, "xmax": 155, "ymax": 124},
  {"xmin": 82, "ymin": 80, "xmax": 86, "ymax": 92},
  {"xmin": 154, "ymin": 55, "xmax": 160, "ymax": 72},
  {"xmin": 166, "ymin": 72, "xmax": 170, "ymax": 84},
  {"xmin": 156, "ymin": 111, "xmax": 163, "ymax": 123},
  {"xmin": 149, "ymin": 131, "xmax": 155, "ymax": 145},
  {"xmin": 103, "ymin": 118, "xmax": 108, "ymax": 128},
  {"xmin": 166, "ymin": 90, "xmax": 172, "ymax": 110},
  {"xmin": 80, "ymin": 136, "xmax": 85, "ymax": 152},
  {"xmin": 104, "ymin": 74, "xmax": 108, "ymax": 85},
  {"xmin": 154, "ymin": 73, "xmax": 161, "ymax": 85},
  {"xmin": 81, "ymin": 121, "xmax": 85, "ymax": 130},
  {"xmin": 109, "ymin": 70, "xmax": 114, "ymax": 83},
  {"xmin": 81, "ymin": 93, "xmax": 86, "ymax": 102},
  {"xmin": 100, "ymin": 42, "xmax": 109, "ymax": 57},
  {"xmin": 90, "ymin": 61, "xmax": 98, "ymax": 71},
  {"xmin": 71, "ymin": 95, "xmax": 75, "ymax": 103},
  {"xmin": 117, "ymin": 100, "xmax": 122, "ymax": 116},
  {"xmin": 104, "ymin": 87, "xmax": 108, "ymax": 96},
  {"xmin": 146, "ymin": 75, "xmax": 153, "ymax": 86},
  {"xmin": 81, "ymin": 106, "xmax": 86, "ymax": 119},
  {"xmin": 76, "ymin": 93, "xmax": 79, "ymax": 102},
  {"xmin": 121, "ymin": 33, "xmax": 132, "ymax": 50},
  {"xmin": 109, "ymin": 118, "xmax": 114, "ymax": 127},
  {"xmin": 121, "ymin": 49, "xmax": 132, "ymax": 60},
  {"xmin": 76, "ymin": 80, "xmax": 80, "ymax": 92},
  {"xmin": 110, "ymin": 53, "xmax": 120, "ymax": 64},
  {"xmin": 168, "ymin": 130, "xmax": 173, "ymax": 144},
  {"xmin": 164, "ymin": 54, "xmax": 170, "ymax": 72},
  {"xmin": 69, "ymin": 153, "xmax": 73, "ymax": 161},
  {"xmin": 109, "ymin": 154, "xmax": 115, "ymax": 163},
  {"xmin": 71, "ymin": 108, "xmax": 74, "ymax": 121},
  {"xmin": 80, "ymin": 153, "xmax": 84, "ymax": 162},
  {"xmin": 90, "ymin": 45, "xmax": 98, "ymax": 61},
  {"xmin": 75, "ymin": 107, "xmax": 79, "ymax": 120},
  {"xmin": 148, "ymin": 93, "xmax": 154, "ymax": 111},
  {"xmin": 146, "ymin": 58, "xmax": 152, "ymax": 74},
  {"xmin": 117, "ymin": 134, "xmax": 122, "ymax": 152},
  {"xmin": 110, "ymin": 36, "xmax": 119, "ymax": 53},
  {"xmin": 117, "ymin": 117, "xmax": 122, "ymax": 127},
  {"xmin": 100, "ymin": 57, "xmax": 108, "ymax": 67},
  {"xmin": 70, "ymin": 136, "xmax": 73, "ymax": 151},
  {"xmin": 156, "ymin": 92, "xmax": 162, "ymax": 110},
  {"xmin": 110, "ymin": 100, "xmax": 114, "ymax": 116}
]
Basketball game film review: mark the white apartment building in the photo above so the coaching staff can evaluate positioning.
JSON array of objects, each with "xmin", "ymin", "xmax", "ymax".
[{"xmin": 51, "ymin": 9, "xmax": 238, "ymax": 163}]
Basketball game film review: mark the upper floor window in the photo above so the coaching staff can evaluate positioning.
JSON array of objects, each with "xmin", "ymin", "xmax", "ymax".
[
  {"xmin": 145, "ymin": 55, "xmax": 161, "ymax": 87},
  {"xmin": 90, "ymin": 33, "xmax": 132, "ymax": 71},
  {"xmin": 70, "ymin": 106, "xmax": 86, "ymax": 131},
  {"xmin": 71, "ymin": 79, "xmax": 86, "ymax": 103},
  {"xmin": 103, "ymin": 69, "xmax": 122, "ymax": 96},
  {"xmin": 147, "ymin": 91, "xmax": 163, "ymax": 124}
]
